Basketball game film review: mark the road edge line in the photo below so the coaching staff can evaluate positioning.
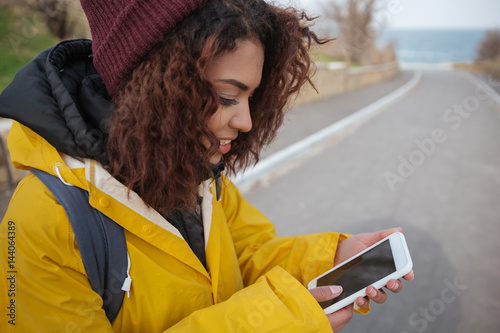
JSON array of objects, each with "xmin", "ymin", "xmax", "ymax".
[{"xmin": 461, "ymin": 72, "xmax": 500, "ymax": 107}]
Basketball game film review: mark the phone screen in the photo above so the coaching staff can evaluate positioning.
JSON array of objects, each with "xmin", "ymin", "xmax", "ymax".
[{"xmin": 317, "ymin": 239, "xmax": 396, "ymax": 309}]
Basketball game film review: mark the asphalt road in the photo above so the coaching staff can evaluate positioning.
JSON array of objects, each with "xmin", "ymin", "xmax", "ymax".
[
  {"xmin": 244, "ymin": 69, "xmax": 500, "ymax": 333},
  {"xmin": 262, "ymin": 70, "xmax": 416, "ymax": 158}
]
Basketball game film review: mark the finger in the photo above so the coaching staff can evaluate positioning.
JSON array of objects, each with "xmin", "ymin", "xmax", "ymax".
[
  {"xmin": 387, "ymin": 279, "xmax": 404, "ymax": 293},
  {"xmin": 327, "ymin": 304, "xmax": 354, "ymax": 332},
  {"xmin": 403, "ymin": 270, "xmax": 414, "ymax": 281},
  {"xmin": 309, "ymin": 285, "xmax": 343, "ymax": 302},
  {"xmin": 377, "ymin": 227, "xmax": 403, "ymax": 240},
  {"xmin": 355, "ymin": 296, "xmax": 370, "ymax": 308},
  {"xmin": 366, "ymin": 286, "xmax": 388, "ymax": 304}
]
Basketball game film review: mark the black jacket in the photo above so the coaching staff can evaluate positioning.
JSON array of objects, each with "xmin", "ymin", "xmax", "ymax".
[{"xmin": 0, "ymin": 39, "xmax": 113, "ymax": 165}]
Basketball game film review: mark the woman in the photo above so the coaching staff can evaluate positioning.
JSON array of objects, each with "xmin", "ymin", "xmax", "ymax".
[{"xmin": 0, "ymin": 0, "xmax": 412, "ymax": 331}]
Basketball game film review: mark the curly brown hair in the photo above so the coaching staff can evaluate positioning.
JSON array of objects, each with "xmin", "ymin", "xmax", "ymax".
[{"xmin": 107, "ymin": 0, "xmax": 327, "ymax": 213}]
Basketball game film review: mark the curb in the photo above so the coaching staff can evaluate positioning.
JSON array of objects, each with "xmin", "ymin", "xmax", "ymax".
[
  {"xmin": 232, "ymin": 71, "xmax": 423, "ymax": 192},
  {"xmin": 461, "ymin": 72, "xmax": 500, "ymax": 107}
]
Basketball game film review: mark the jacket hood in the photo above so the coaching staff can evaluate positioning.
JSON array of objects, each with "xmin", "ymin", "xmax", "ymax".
[{"xmin": 0, "ymin": 39, "xmax": 113, "ymax": 166}]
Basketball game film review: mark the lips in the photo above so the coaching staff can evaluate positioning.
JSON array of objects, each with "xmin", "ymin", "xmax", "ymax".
[{"xmin": 218, "ymin": 139, "xmax": 232, "ymax": 155}]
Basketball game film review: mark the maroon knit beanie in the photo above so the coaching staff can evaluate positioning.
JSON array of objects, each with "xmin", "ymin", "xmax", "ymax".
[{"xmin": 80, "ymin": 0, "xmax": 209, "ymax": 96}]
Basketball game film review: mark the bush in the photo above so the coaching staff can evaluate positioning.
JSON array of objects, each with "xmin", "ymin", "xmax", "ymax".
[{"xmin": 477, "ymin": 30, "xmax": 500, "ymax": 61}]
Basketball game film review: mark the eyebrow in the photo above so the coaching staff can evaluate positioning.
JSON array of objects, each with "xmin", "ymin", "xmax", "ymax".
[{"xmin": 216, "ymin": 79, "xmax": 250, "ymax": 91}]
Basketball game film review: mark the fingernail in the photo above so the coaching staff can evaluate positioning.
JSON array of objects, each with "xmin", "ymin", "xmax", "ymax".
[
  {"xmin": 367, "ymin": 286, "xmax": 377, "ymax": 297},
  {"xmin": 391, "ymin": 280, "xmax": 400, "ymax": 290},
  {"xmin": 330, "ymin": 285, "xmax": 343, "ymax": 295}
]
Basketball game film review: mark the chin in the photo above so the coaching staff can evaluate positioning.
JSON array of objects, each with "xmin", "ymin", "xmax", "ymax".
[{"xmin": 210, "ymin": 154, "xmax": 222, "ymax": 164}]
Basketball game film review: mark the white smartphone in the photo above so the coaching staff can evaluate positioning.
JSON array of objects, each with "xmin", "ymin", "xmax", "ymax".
[{"xmin": 307, "ymin": 232, "xmax": 413, "ymax": 314}]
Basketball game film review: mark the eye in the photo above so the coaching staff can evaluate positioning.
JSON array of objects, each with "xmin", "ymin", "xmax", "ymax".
[{"xmin": 219, "ymin": 97, "xmax": 238, "ymax": 107}]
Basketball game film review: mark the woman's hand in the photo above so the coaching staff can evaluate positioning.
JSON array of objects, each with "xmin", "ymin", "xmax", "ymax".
[
  {"xmin": 353, "ymin": 274, "xmax": 414, "ymax": 309},
  {"xmin": 336, "ymin": 227, "xmax": 415, "ymax": 309},
  {"xmin": 309, "ymin": 286, "xmax": 358, "ymax": 331},
  {"xmin": 309, "ymin": 277, "xmax": 414, "ymax": 331},
  {"xmin": 309, "ymin": 228, "xmax": 415, "ymax": 331}
]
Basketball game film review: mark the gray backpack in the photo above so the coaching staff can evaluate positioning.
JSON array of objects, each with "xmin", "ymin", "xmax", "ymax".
[{"xmin": 32, "ymin": 168, "xmax": 128, "ymax": 323}]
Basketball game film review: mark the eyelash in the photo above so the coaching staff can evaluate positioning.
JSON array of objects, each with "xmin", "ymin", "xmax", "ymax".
[
  {"xmin": 219, "ymin": 96, "xmax": 255, "ymax": 107},
  {"xmin": 219, "ymin": 97, "xmax": 238, "ymax": 106}
]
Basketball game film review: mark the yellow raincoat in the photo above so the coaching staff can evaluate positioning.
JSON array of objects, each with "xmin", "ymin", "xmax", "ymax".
[{"xmin": 0, "ymin": 122, "xmax": 356, "ymax": 332}]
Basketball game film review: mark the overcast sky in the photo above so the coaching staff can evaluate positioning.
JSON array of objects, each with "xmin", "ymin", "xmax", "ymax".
[{"xmin": 279, "ymin": 0, "xmax": 500, "ymax": 29}]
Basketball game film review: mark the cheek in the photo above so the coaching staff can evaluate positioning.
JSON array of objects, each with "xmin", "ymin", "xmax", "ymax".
[{"xmin": 207, "ymin": 109, "xmax": 225, "ymax": 132}]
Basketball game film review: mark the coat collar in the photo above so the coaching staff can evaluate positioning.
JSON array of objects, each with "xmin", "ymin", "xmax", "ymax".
[{"xmin": 78, "ymin": 157, "xmax": 219, "ymax": 281}]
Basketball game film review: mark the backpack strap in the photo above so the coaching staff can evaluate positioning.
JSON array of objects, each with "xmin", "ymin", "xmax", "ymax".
[{"xmin": 31, "ymin": 168, "xmax": 127, "ymax": 323}]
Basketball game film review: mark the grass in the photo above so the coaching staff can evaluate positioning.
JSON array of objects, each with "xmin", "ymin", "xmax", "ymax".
[
  {"xmin": 310, "ymin": 50, "xmax": 365, "ymax": 68},
  {"xmin": 453, "ymin": 60, "xmax": 500, "ymax": 79},
  {"xmin": 311, "ymin": 50, "xmax": 345, "ymax": 63},
  {"xmin": 0, "ymin": 6, "xmax": 59, "ymax": 93},
  {"xmin": 476, "ymin": 60, "xmax": 500, "ymax": 79}
]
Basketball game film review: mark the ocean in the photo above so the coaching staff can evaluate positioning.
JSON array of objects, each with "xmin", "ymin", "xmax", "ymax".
[{"xmin": 376, "ymin": 28, "xmax": 489, "ymax": 64}]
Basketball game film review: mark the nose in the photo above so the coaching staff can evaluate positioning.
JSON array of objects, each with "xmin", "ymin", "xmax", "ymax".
[{"xmin": 230, "ymin": 102, "xmax": 253, "ymax": 133}]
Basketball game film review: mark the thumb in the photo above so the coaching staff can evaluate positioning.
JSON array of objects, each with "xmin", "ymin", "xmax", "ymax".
[{"xmin": 309, "ymin": 285, "xmax": 343, "ymax": 302}]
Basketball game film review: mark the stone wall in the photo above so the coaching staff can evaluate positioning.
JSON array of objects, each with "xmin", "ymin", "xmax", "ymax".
[
  {"xmin": 453, "ymin": 62, "xmax": 500, "ymax": 79},
  {"xmin": 295, "ymin": 61, "xmax": 400, "ymax": 106}
]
